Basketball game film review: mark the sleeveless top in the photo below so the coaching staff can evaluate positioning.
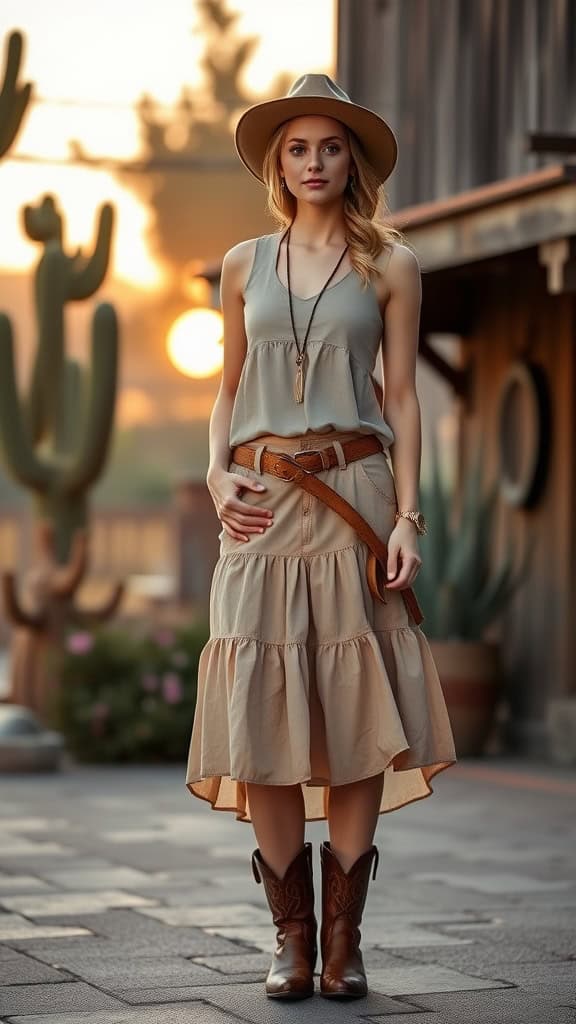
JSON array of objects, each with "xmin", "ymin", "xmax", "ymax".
[{"xmin": 228, "ymin": 232, "xmax": 395, "ymax": 450}]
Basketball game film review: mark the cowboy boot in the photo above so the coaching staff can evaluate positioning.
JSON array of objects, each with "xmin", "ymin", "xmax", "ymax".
[
  {"xmin": 251, "ymin": 841, "xmax": 318, "ymax": 999},
  {"xmin": 319, "ymin": 839, "xmax": 379, "ymax": 998}
]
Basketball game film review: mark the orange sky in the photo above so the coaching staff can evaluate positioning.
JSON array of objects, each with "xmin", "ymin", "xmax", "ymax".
[{"xmin": 0, "ymin": 0, "xmax": 335, "ymax": 284}]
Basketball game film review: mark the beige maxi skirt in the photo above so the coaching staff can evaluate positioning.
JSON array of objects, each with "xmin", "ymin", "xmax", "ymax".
[{"xmin": 185, "ymin": 429, "xmax": 457, "ymax": 822}]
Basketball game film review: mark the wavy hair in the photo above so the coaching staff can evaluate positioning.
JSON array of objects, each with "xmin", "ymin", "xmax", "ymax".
[{"xmin": 261, "ymin": 118, "xmax": 412, "ymax": 289}]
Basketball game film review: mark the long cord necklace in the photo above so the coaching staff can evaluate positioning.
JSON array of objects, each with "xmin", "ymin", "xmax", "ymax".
[{"xmin": 282, "ymin": 224, "xmax": 349, "ymax": 403}]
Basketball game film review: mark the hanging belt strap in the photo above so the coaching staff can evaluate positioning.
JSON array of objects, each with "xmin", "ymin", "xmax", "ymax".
[{"xmin": 230, "ymin": 440, "xmax": 424, "ymax": 626}]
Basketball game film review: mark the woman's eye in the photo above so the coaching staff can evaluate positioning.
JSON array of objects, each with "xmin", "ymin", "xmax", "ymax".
[{"xmin": 289, "ymin": 145, "xmax": 341, "ymax": 155}]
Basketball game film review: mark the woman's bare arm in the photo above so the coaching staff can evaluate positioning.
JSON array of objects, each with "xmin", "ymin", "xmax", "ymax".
[
  {"xmin": 378, "ymin": 242, "xmax": 423, "ymax": 589},
  {"xmin": 380, "ymin": 243, "xmax": 422, "ymax": 513},
  {"xmin": 205, "ymin": 238, "xmax": 275, "ymax": 542},
  {"xmin": 207, "ymin": 240, "xmax": 253, "ymax": 479}
]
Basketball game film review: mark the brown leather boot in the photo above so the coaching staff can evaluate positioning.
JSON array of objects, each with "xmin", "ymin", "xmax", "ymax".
[
  {"xmin": 251, "ymin": 841, "xmax": 317, "ymax": 999},
  {"xmin": 319, "ymin": 839, "xmax": 379, "ymax": 998}
]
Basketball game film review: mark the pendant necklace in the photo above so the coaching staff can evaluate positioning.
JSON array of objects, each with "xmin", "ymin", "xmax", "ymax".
[{"xmin": 282, "ymin": 224, "xmax": 349, "ymax": 403}]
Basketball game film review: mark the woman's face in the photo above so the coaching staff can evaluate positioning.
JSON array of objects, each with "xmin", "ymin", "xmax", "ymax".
[{"xmin": 279, "ymin": 114, "xmax": 352, "ymax": 205}]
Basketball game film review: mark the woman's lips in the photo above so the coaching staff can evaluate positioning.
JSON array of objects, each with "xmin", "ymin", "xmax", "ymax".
[{"xmin": 303, "ymin": 181, "xmax": 328, "ymax": 188}]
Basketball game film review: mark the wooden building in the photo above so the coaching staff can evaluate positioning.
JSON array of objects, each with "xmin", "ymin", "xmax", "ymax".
[{"xmin": 337, "ymin": 0, "xmax": 576, "ymax": 760}]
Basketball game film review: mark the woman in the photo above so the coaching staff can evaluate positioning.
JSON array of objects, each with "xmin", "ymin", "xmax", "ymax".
[{"xmin": 185, "ymin": 74, "xmax": 457, "ymax": 1001}]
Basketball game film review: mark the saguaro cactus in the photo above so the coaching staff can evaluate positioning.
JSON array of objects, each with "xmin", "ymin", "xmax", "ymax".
[
  {"xmin": 0, "ymin": 29, "xmax": 32, "ymax": 159},
  {"xmin": 0, "ymin": 195, "xmax": 124, "ymax": 718},
  {"xmin": 0, "ymin": 194, "xmax": 119, "ymax": 560}
]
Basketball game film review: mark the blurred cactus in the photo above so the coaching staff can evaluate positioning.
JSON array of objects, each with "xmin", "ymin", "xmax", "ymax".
[
  {"xmin": 0, "ymin": 195, "xmax": 119, "ymax": 562},
  {"xmin": 0, "ymin": 195, "xmax": 124, "ymax": 717},
  {"xmin": 414, "ymin": 436, "xmax": 532, "ymax": 641},
  {"xmin": 0, "ymin": 30, "xmax": 32, "ymax": 159}
]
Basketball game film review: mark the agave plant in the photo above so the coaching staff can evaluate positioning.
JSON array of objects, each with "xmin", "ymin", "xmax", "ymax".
[{"xmin": 414, "ymin": 435, "xmax": 532, "ymax": 641}]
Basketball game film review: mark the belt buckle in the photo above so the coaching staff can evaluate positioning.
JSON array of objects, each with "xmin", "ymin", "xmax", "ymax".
[{"xmin": 292, "ymin": 448, "xmax": 320, "ymax": 460}]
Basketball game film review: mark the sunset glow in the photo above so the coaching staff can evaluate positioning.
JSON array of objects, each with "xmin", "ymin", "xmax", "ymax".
[
  {"xmin": 167, "ymin": 308, "xmax": 224, "ymax": 378},
  {"xmin": 0, "ymin": 1, "xmax": 335, "ymax": 287}
]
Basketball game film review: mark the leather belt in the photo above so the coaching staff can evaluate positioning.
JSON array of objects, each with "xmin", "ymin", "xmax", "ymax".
[{"xmin": 230, "ymin": 435, "xmax": 424, "ymax": 626}]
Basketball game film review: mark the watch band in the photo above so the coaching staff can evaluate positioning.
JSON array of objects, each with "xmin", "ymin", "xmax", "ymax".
[{"xmin": 394, "ymin": 509, "xmax": 427, "ymax": 535}]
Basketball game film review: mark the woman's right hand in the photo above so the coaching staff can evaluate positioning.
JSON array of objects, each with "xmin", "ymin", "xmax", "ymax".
[{"xmin": 207, "ymin": 467, "xmax": 274, "ymax": 543}]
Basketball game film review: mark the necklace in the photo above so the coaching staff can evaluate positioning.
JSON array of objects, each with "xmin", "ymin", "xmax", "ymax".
[{"xmin": 282, "ymin": 224, "xmax": 349, "ymax": 403}]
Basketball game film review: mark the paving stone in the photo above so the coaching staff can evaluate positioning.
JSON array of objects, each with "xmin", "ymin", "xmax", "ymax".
[
  {"xmin": 411, "ymin": 871, "xmax": 575, "ymax": 894},
  {"xmin": 124, "ymin": 885, "xmax": 251, "ymax": 907},
  {"xmin": 143, "ymin": 980, "xmax": 424, "ymax": 1019},
  {"xmin": 392, "ymin": 941, "xmax": 565, "ymax": 974},
  {"xmin": 0, "ymin": 914, "xmax": 92, "ymax": 941},
  {"xmin": 203, "ymin": 919, "xmax": 474, "ymax": 954},
  {"xmin": 0, "ymin": 946, "xmax": 23, "ymax": 961},
  {"xmin": 191, "ymin": 947, "xmax": 405, "ymax": 975},
  {"xmin": 0, "ymin": 954, "xmax": 69, "ymax": 985},
  {"xmin": 31, "ymin": 954, "xmax": 225, "ymax": 990},
  {"xmin": 0, "ymin": 890, "xmax": 158, "ymax": 917},
  {"xmin": 0, "ymin": 980, "xmax": 124, "ymax": 1015},
  {"xmin": 365, "ymin": 963, "xmax": 512, "ymax": 996},
  {"xmin": 463, "ymin": 961, "xmax": 576, "ymax": 1005},
  {"xmin": 0, "ymin": 875, "xmax": 52, "ymax": 893},
  {"xmin": 1, "ymin": 757, "xmax": 575, "ymax": 1022},
  {"xmin": 14, "ymin": 908, "xmax": 254, "ymax": 953},
  {"xmin": 38, "ymin": 869, "xmax": 165, "ymax": 891},
  {"xmin": 8, "ymin": 928, "xmax": 255, "ymax": 960},
  {"xmin": 0, "ymin": 818, "xmax": 77, "ymax": 833},
  {"xmin": 434, "ymin": 922, "xmax": 576, "ymax": 960},
  {"xmin": 0, "ymin": 840, "xmax": 76, "ymax": 856},
  {"xmin": 5, "ymin": 1006, "xmax": 251, "ymax": 1023},
  {"xmin": 403, "ymin": 987, "xmax": 576, "ymax": 1022},
  {"xmin": 136, "ymin": 903, "xmax": 271, "ymax": 928}
]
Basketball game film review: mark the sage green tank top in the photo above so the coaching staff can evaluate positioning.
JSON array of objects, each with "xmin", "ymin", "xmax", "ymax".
[{"xmin": 228, "ymin": 232, "xmax": 395, "ymax": 450}]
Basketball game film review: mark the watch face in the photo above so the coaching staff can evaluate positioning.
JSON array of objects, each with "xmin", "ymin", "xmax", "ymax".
[{"xmin": 416, "ymin": 514, "xmax": 426, "ymax": 532}]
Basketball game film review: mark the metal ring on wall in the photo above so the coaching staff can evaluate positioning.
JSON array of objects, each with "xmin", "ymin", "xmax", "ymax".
[{"xmin": 496, "ymin": 359, "xmax": 551, "ymax": 509}]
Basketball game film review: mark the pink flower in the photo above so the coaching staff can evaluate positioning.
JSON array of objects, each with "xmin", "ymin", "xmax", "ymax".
[
  {"xmin": 161, "ymin": 672, "xmax": 183, "ymax": 704},
  {"xmin": 66, "ymin": 632, "xmax": 94, "ymax": 655},
  {"xmin": 141, "ymin": 672, "xmax": 159, "ymax": 692}
]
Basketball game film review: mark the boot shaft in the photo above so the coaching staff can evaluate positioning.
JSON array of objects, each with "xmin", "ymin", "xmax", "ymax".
[
  {"xmin": 252, "ymin": 842, "xmax": 315, "ymax": 927},
  {"xmin": 320, "ymin": 841, "xmax": 379, "ymax": 928}
]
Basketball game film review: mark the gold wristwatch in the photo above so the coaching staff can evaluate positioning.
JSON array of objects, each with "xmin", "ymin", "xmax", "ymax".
[{"xmin": 394, "ymin": 509, "xmax": 427, "ymax": 535}]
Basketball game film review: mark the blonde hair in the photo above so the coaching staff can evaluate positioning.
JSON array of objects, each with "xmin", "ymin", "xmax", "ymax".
[{"xmin": 261, "ymin": 119, "xmax": 411, "ymax": 289}]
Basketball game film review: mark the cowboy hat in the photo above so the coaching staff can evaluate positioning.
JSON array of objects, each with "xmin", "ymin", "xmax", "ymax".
[{"xmin": 234, "ymin": 73, "xmax": 398, "ymax": 186}]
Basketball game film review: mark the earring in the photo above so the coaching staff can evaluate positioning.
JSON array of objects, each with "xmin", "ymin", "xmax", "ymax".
[
  {"xmin": 348, "ymin": 175, "xmax": 356, "ymax": 192},
  {"xmin": 281, "ymin": 177, "xmax": 286, "ymax": 191}
]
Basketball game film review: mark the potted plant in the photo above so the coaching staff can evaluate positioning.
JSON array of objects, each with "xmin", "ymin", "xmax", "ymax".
[{"xmin": 414, "ymin": 437, "xmax": 532, "ymax": 756}]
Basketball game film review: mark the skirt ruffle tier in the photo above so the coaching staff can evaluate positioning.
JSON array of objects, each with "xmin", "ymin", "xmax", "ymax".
[{"xmin": 185, "ymin": 431, "xmax": 457, "ymax": 822}]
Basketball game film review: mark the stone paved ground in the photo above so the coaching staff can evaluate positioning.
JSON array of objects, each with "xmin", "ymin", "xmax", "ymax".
[{"xmin": 0, "ymin": 756, "xmax": 575, "ymax": 1023}]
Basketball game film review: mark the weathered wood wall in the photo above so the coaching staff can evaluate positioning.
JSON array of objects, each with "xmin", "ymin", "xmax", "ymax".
[{"xmin": 337, "ymin": 0, "xmax": 576, "ymax": 208}]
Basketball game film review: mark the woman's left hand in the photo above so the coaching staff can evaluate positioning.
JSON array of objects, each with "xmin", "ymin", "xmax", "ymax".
[{"xmin": 385, "ymin": 518, "xmax": 422, "ymax": 589}]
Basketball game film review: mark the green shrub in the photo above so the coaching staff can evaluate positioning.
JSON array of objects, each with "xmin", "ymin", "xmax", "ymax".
[{"xmin": 50, "ymin": 620, "xmax": 209, "ymax": 762}]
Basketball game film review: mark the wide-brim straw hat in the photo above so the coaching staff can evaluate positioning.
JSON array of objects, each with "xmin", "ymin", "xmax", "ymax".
[{"xmin": 234, "ymin": 73, "xmax": 398, "ymax": 186}]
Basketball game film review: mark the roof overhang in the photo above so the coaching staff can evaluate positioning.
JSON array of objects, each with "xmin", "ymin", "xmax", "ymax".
[{"xmin": 391, "ymin": 163, "xmax": 576, "ymax": 273}]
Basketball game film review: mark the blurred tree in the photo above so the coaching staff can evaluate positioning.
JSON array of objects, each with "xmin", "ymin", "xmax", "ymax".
[{"xmin": 72, "ymin": 0, "xmax": 291, "ymax": 273}]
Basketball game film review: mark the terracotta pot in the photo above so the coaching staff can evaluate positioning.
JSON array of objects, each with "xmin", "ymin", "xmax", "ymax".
[{"xmin": 430, "ymin": 640, "xmax": 501, "ymax": 757}]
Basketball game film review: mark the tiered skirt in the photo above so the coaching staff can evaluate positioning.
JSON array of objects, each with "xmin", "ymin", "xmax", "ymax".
[{"xmin": 185, "ymin": 430, "xmax": 457, "ymax": 822}]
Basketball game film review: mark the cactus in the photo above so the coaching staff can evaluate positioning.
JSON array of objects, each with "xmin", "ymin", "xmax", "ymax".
[
  {"xmin": 0, "ymin": 29, "xmax": 32, "ymax": 159},
  {"xmin": 0, "ymin": 195, "xmax": 118, "ymax": 562},
  {"xmin": 414, "ymin": 434, "xmax": 533, "ymax": 641},
  {"xmin": 0, "ymin": 195, "xmax": 123, "ymax": 718}
]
